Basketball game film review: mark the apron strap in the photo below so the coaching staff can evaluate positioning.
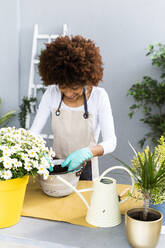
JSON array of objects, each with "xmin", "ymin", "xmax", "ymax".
[
  {"xmin": 55, "ymin": 93, "xmax": 64, "ymax": 116},
  {"xmin": 56, "ymin": 87, "xmax": 89, "ymax": 119},
  {"xmin": 83, "ymin": 87, "xmax": 89, "ymax": 119}
]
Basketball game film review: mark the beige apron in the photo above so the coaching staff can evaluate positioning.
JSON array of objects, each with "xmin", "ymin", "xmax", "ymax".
[{"xmin": 51, "ymin": 101, "xmax": 99, "ymax": 180}]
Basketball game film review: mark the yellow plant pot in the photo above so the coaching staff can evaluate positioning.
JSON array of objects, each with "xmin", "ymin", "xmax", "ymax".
[{"xmin": 0, "ymin": 175, "xmax": 29, "ymax": 228}]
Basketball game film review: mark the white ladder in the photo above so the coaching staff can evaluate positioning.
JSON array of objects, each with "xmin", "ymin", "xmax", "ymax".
[{"xmin": 26, "ymin": 24, "xmax": 68, "ymax": 141}]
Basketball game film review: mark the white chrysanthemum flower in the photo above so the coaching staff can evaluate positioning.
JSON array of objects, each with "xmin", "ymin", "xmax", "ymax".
[
  {"xmin": 2, "ymin": 146, "xmax": 12, "ymax": 157},
  {"xmin": 17, "ymin": 161, "xmax": 22, "ymax": 167},
  {"xmin": 12, "ymin": 159, "xmax": 21, "ymax": 168},
  {"xmin": 40, "ymin": 157, "xmax": 50, "ymax": 168},
  {"xmin": 28, "ymin": 150, "xmax": 38, "ymax": 158},
  {"xmin": 4, "ymin": 170, "xmax": 12, "ymax": 179},
  {"xmin": 43, "ymin": 169, "xmax": 49, "ymax": 180},
  {"xmin": 3, "ymin": 159, "xmax": 12, "ymax": 169},
  {"xmin": 21, "ymin": 153, "xmax": 29, "ymax": 160},
  {"xmin": 31, "ymin": 146, "xmax": 40, "ymax": 153},
  {"xmin": 38, "ymin": 145, "xmax": 45, "ymax": 151},
  {"xmin": 2, "ymin": 146, "xmax": 10, "ymax": 152},
  {"xmin": 0, "ymin": 128, "xmax": 6, "ymax": 133},
  {"xmin": 37, "ymin": 166, "xmax": 45, "ymax": 175},
  {"xmin": 0, "ymin": 170, "xmax": 6, "ymax": 178},
  {"xmin": 11, "ymin": 145, "xmax": 22, "ymax": 154},
  {"xmin": 0, "ymin": 157, "xmax": 4, "ymax": 162},
  {"xmin": 3, "ymin": 151, "xmax": 11, "ymax": 158},
  {"xmin": 24, "ymin": 164, "xmax": 32, "ymax": 171},
  {"xmin": 24, "ymin": 159, "xmax": 31, "ymax": 165},
  {"xmin": 32, "ymin": 161, "xmax": 39, "ymax": 168}
]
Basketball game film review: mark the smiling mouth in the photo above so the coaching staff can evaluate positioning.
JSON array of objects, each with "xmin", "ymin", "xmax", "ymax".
[{"xmin": 65, "ymin": 95, "xmax": 77, "ymax": 100}]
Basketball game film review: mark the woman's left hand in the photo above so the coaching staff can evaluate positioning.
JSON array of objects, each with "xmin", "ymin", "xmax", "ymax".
[{"xmin": 61, "ymin": 147, "xmax": 93, "ymax": 171}]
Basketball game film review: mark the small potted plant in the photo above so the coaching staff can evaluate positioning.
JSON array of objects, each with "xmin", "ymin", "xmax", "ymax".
[
  {"xmin": 0, "ymin": 127, "xmax": 55, "ymax": 228},
  {"xmin": 114, "ymin": 139, "xmax": 165, "ymax": 248}
]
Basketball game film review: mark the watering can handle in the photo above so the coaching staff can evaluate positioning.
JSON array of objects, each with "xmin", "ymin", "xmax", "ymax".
[{"xmin": 99, "ymin": 166, "xmax": 135, "ymax": 204}]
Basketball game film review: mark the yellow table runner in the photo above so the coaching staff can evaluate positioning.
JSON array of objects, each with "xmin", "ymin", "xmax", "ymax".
[{"xmin": 22, "ymin": 177, "xmax": 143, "ymax": 227}]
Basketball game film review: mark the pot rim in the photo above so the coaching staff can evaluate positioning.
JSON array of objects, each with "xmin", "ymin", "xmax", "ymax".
[
  {"xmin": 126, "ymin": 207, "xmax": 163, "ymax": 223},
  {"xmin": 0, "ymin": 175, "xmax": 29, "ymax": 183},
  {"xmin": 49, "ymin": 169, "xmax": 81, "ymax": 175}
]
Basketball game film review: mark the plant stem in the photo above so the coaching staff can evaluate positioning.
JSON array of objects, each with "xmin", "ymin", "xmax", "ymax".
[{"xmin": 143, "ymin": 196, "xmax": 150, "ymax": 220}]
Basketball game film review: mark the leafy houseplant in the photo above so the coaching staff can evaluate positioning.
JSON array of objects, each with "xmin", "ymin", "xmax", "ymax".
[
  {"xmin": 128, "ymin": 43, "xmax": 165, "ymax": 148},
  {"xmin": 0, "ymin": 97, "xmax": 16, "ymax": 127},
  {"xmin": 115, "ymin": 139, "xmax": 165, "ymax": 218},
  {"xmin": 0, "ymin": 127, "xmax": 55, "ymax": 228},
  {"xmin": 18, "ymin": 96, "xmax": 37, "ymax": 129},
  {"xmin": 113, "ymin": 137, "xmax": 165, "ymax": 247}
]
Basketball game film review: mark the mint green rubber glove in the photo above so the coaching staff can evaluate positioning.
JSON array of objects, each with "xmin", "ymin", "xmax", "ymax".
[{"xmin": 61, "ymin": 147, "xmax": 93, "ymax": 172}]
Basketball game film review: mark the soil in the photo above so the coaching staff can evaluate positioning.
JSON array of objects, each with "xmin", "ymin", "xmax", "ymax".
[
  {"xmin": 50, "ymin": 165, "xmax": 68, "ymax": 175},
  {"xmin": 128, "ymin": 209, "xmax": 161, "ymax": 221}
]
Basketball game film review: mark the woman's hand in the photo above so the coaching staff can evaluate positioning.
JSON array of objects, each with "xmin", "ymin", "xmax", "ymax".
[{"xmin": 61, "ymin": 147, "xmax": 93, "ymax": 171}]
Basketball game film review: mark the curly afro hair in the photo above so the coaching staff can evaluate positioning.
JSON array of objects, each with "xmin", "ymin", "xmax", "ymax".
[{"xmin": 38, "ymin": 35, "xmax": 103, "ymax": 87}]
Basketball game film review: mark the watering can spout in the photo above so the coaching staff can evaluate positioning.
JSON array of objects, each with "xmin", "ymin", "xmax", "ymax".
[{"xmin": 57, "ymin": 175, "xmax": 90, "ymax": 209}]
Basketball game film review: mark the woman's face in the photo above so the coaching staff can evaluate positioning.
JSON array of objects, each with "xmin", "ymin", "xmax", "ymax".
[{"xmin": 59, "ymin": 85, "xmax": 84, "ymax": 102}]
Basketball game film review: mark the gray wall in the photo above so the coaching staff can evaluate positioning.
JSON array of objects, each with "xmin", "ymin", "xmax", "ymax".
[
  {"xmin": 0, "ymin": 0, "xmax": 19, "ymax": 126},
  {"xmin": 1, "ymin": 0, "xmax": 165, "ymax": 175}
]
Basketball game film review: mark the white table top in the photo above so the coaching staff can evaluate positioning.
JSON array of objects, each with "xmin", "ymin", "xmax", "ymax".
[{"xmin": 0, "ymin": 216, "xmax": 165, "ymax": 248}]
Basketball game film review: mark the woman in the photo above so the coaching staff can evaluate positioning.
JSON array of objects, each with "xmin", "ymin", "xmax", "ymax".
[{"xmin": 30, "ymin": 35, "xmax": 116, "ymax": 180}]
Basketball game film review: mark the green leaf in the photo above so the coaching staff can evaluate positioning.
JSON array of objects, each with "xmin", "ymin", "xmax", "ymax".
[
  {"xmin": 161, "ymin": 73, "xmax": 165, "ymax": 78},
  {"xmin": 128, "ymin": 111, "xmax": 134, "ymax": 119},
  {"xmin": 18, "ymin": 97, "xmax": 37, "ymax": 129},
  {"xmin": 111, "ymin": 155, "xmax": 139, "ymax": 182},
  {"xmin": 148, "ymin": 44, "xmax": 154, "ymax": 51},
  {"xmin": 0, "ymin": 110, "xmax": 16, "ymax": 126},
  {"xmin": 138, "ymin": 138, "xmax": 146, "ymax": 148}
]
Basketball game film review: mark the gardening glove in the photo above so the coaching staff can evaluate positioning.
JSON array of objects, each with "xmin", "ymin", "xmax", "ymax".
[{"xmin": 61, "ymin": 147, "xmax": 93, "ymax": 172}]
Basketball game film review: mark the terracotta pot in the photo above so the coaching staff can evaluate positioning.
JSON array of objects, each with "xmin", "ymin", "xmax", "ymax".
[{"xmin": 125, "ymin": 208, "xmax": 162, "ymax": 248}]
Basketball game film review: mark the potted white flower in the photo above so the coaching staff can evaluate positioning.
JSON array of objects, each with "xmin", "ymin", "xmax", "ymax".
[{"xmin": 0, "ymin": 127, "xmax": 55, "ymax": 228}]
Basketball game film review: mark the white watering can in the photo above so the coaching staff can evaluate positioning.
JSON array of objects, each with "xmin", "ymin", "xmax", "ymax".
[{"xmin": 56, "ymin": 166, "xmax": 135, "ymax": 227}]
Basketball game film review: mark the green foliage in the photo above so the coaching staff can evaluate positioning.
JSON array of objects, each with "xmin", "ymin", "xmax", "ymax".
[
  {"xmin": 113, "ymin": 149, "xmax": 165, "ymax": 204},
  {"xmin": 128, "ymin": 43, "xmax": 165, "ymax": 148},
  {"xmin": 147, "ymin": 43, "xmax": 165, "ymax": 75},
  {"xmin": 113, "ymin": 137, "xmax": 165, "ymax": 219},
  {"xmin": 18, "ymin": 97, "xmax": 37, "ymax": 129},
  {"xmin": 0, "ymin": 97, "xmax": 16, "ymax": 127}
]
